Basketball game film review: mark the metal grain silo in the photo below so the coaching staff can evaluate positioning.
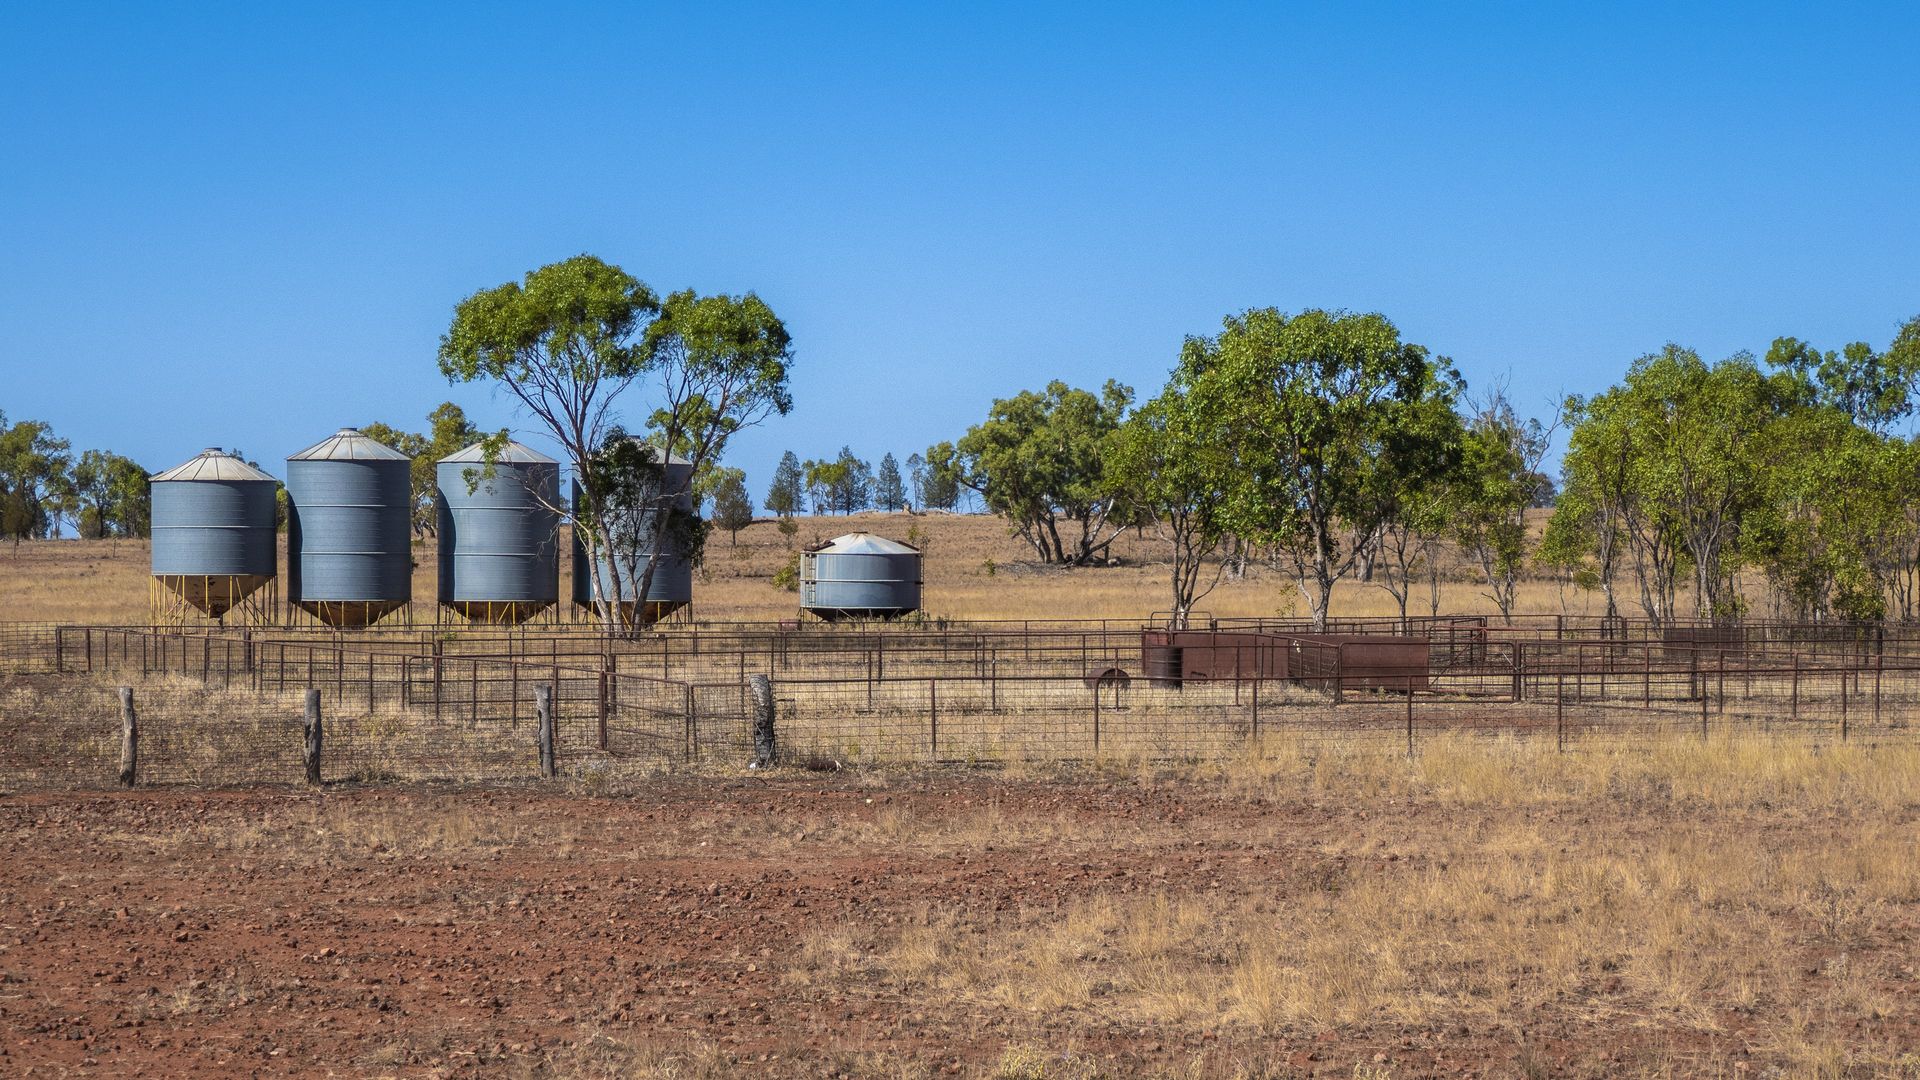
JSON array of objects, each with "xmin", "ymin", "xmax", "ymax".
[
  {"xmin": 149, "ymin": 448, "xmax": 279, "ymax": 622},
  {"xmin": 436, "ymin": 440, "xmax": 559, "ymax": 625},
  {"xmin": 570, "ymin": 444, "xmax": 694, "ymax": 625},
  {"xmin": 801, "ymin": 533, "xmax": 922, "ymax": 621},
  {"xmin": 285, "ymin": 428, "xmax": 412, "ymax": 627}
]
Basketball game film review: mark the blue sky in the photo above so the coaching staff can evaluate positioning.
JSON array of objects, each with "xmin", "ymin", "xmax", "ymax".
[{"xmin": 3, "ymin": 2, "xmax": 1916, "ymax": 496}]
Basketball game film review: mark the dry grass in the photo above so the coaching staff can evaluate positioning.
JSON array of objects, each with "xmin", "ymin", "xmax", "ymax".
[
  {"xmin": 0, "ymin": 510, "xmax": 1629, "ymax": 625},
  {"xmin": 791, "ymin": 734, "xmax": 1920, "ymax": 1077}
]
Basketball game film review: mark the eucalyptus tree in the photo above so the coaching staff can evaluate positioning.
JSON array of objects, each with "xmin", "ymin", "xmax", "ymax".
[
  {"xmin": 1181, "ymin": 309, "xmax": 1461, "ymax": 630},
  {"xmin": 935, "ymin": 380, "xmax": 1134, "ymax": 565},
  {"xmin": 0, "ymin": 413, "xmax": 72, "ymax": 544},
  {"xmin": 1110, "ymin": 365, "xmax": 1233, "ymax": 628},
  {"xmin": 71, "ymin": 450, "xmax": 150, "ymax": 540},
  {"xmin": 438, "ymin": 256, "xmax": 792, "ymax": 631},
  {"xmin": 1449, "ymin": 390, "xmax": 1554, "ymax": 624},
  {"xmin": 363, "ymin": 402, "xmax": 482, "ymax": 538}
]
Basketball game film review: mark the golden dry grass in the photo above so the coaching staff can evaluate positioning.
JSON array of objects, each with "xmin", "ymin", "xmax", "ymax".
[
  {"xmin": 0, "ymin": 510, "xmax": 1624, "ymax": 625},
  {"xmin": 789, "ymin": 734, "xmax": 1920, "ymax": 1078}
]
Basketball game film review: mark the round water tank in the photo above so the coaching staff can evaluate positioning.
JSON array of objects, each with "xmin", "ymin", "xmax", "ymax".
[
  {"xmin": 801, "ymin": 533, "xmax": 922, "ymax": 621},
  {"xmin": 149, "ymin": 448, "xmax": 278, "ymax": 618},
  {"xmin": 570, "ymin": 444, "xmax": 694, "ymax": 625},
  {"xmin": 286, "ymin": 428, "xmax": 412, "ymax": 627},
  {"xmin": 436, "ymin": 440, "xmax": 560, "ymax": 625}
]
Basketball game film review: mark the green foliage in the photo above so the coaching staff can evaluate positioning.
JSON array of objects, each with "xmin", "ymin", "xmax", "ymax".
[
  {"xmin": 1180, "ymin": 308, "xmax": 1461, "ymax": 628},
  {"xmin": 71, "ymin": 449, "xmax": 149, "ymax": 539},
  {"xmin": 938, "ymin": 379, "xmax": 1133, "ymax": 565},
  {"xmin": 765, "ymin": 450, "xmax": 804, "ymax": 518},
  {"xmin": 1552, "ymin": 346, "xmax": 1789, "ymax": 625},
  {"xmin": 1449, "ymin": 391, "xmax": 1550, "ymax": 621},
  {"xmin": 363, "ymin": 402, "xmax": 483, "ymax": 538},
  {"xmin": 0, "ymin": 412, "xmax": 73, "ymax": 543},
  {"xmin": 772, "ymin": 551, "xmax": 801, "ymax": 592},
  {"xmin": 916, "ymin": 445, "xmax": 960, "ymax": 510},
  {"xmin": 803, "ymin": 447, "xmax": 872, "ymax": 514},
  {"xmin": 874, "ymin": 452, "xmax": 907, "ymax": 512},
  {"xmin": 706, "ymin": 466, "xmax": 753, "ymax": 542},
  {"xmin": 438, "ymin": 255, "xmax": 792, "ymax": 633},
  {"xmin": 1108, "ymin": 360, "xmax": 1237, "ymax": 626}
]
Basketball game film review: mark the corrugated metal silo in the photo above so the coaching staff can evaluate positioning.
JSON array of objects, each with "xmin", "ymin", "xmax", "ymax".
[
  {"xmin": 436, "ymin": 440, "xmax": 559, "ymax": 625},
  {"xmin": 149, "ymin": 448, "xmax": 279, "ymax": 621},
  {"xmin": 285, "ymin": 428, "xmax": 413, "ymax": 627},
  {"xmin": 571, "ymin": 444, "xmax": 695, "ymax": 625},
  {"xmin": 801, "ymin": 533, "xmax": 922, "ymax": 621}
]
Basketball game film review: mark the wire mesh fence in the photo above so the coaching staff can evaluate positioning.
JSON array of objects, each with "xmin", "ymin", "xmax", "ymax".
[{"xmin": 8, "ymin": 620, "xmax": 1920, "ymax": 789}]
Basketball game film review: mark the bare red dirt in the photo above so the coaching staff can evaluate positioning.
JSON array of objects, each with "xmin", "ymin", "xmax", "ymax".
[{"xmin": 0, "ymin": 774, "xmax": 1908, "ymax": 1078}]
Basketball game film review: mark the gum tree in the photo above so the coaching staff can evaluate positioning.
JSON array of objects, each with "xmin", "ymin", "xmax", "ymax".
[{"xmin": 1183, "ymin": 309, "xmax": 1461, "ymax": 630}]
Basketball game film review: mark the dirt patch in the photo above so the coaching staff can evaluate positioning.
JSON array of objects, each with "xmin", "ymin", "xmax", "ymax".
[{"xmin": 2, "ymin": 757, "xmax": 1917, "ymax": 1077}]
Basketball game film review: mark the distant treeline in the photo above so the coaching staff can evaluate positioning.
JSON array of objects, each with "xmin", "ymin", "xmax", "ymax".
[
  {"xmin": 915, "ymin": 308, "xmax": 1920, "ymax": 631},
  {"xmin": 0, "ymin": 411, "xmax": 149, "ymax": 543}
]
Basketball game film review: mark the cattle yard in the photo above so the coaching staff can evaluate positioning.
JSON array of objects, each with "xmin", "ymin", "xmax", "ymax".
[{"xmin": 3, "ymin": 614, "xmax": 1915, "ymax": 790}]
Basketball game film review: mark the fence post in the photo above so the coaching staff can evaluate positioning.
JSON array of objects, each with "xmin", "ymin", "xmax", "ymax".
[
  {"xmin": 535, "ymin": 684, "xmax": 556, "ymax": 778},
  {"xmin": 118, "ymin": 687, "xmax": 138, "ymax": 787},
  {"xmin": 303, "ymin": 689, "xmax": 323, "ymax": 786},
  {"xmin": 1556, "ymin": 672, "xmax": 1565, "ymax": 753},
  {"xmin": 598, "ymin": 671, "xmax": 610, "ymax": 752},
  {"xmin": 929, "ymin": 679, "xmax": 939, "ymax": 762},
  {"xmin": 1791, "ymin": 653, "xmax": 1800, "ymax": 720},
  {"xmin": 750, "ymin": 674, "xmax": 776, "ymax": 767},
  {"xmin": 1699, "ymin": 677, "xmax": 1709, "ymax": 742},
  {"xmin": 1874, "ymin": 652, "xmax": 1883, "ymax": 729},
  {"xmin": 1840, "ymin": 666, "xmax": 1849, "ymax": 742},
  {"xmin": 684, "ymin": 683, "xmax": 698, "ymax": 760},
  {"xmin": 1405, "ymin": 674, "xmax": 1415, "ymax": 757},
  {"xmin": 1251, "ymin": 677, "xmax": 1260, "ymax": 742},
  {"xmin": 1092, "ymin": 682, "xmax": 1102, "ymax": 756},
  {"xmin": 55, "ymin": 627, "xmax": 64, "ymax": 674}
]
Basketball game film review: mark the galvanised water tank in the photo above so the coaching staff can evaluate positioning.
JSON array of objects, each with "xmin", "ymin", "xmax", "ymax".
[
  {"xmin": 149, "ymin": 448, "xmax": 278, "ymax": 620},
  {"xmin": 801, "ymin": 533, "xmax": 922, "ymax": 621},
  {"xmin": 570, "ymin": 444, "xmax": 694, "ymax": 625},
  {"xmin": 286, "ymin": 428, "xmax": 412, "ymax": 627},
  {"xmin": 436, "ymin": 439, "xmax": 559, "ymax": 625}
]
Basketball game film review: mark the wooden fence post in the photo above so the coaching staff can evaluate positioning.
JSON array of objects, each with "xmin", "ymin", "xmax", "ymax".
[
  {"xmin": 598, "ymin": 671, "xmax": 610, "ymax": 751},
  {"xmin": 929, "ymin": 679, "xmax": 939, "ymax": 762},
  {"xmin": 750, "ymin": 674, "xmax": 776, "ymax": 767},
  {"xmin": 303, "ymin": 689, "xmax": 323, "ymax": 786},
  {"xmin": 118, "ymin": 687, "xmax": 138, "ymax": 787},
  {"xmin": 535, "ymin": 684, "xmax": 556, "ymax": 778}
]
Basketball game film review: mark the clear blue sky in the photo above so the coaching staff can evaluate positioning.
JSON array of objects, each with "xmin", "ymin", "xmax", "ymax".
[{"xmin": 3, "ymin": 2, "xmax": 1916, "ymax": 495}]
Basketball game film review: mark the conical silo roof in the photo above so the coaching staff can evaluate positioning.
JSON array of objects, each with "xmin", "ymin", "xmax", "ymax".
[
  {"xmin": 151, "ymin": 448, "xmax": 278, "ymax": 483},
  {"xmin": 814, "ymin": 532, "xmax": 921, "ymax": 555},
  {"xmin": 289, "ymin": 428, "xmax": 410, "ymax": 461},
  {"xmin": 438, "ymin": 439, "xmax": 556, "ymax": 465}
]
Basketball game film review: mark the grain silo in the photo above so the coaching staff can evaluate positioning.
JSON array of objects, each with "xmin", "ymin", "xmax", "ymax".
[
  {"xmin": 436, "ymin": 440, "xmax": 560, "ymax": 625},
  {"xmin": 571, "ymin": 444, "xmax": 694, "ymax": 625},
  {"xmin": 801, "ymin": 533, "xmax": 922, "ymax": 621},
  {"xmin": 285, "ymin": 428, "xmax": 412, "ymax": 627},
  {"xmin": 149, "ymin": 448, "xmax": 279, "ymax": 623}
]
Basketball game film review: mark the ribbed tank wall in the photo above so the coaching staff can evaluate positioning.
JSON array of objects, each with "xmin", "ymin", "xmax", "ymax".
[
  {"xmin": 437, "ymin": 459, "xmax": 559, "ymax": 604},
  {"xmin": 150, "ymin": 480, "xmax": 277, "ymax": 578},
  {"xmin": 801, "ymin": 550, "xmax": 922, "ymax": 616},
  {"xmin": 286, "ymin": 458, "xmax": 412, "ymax": 604},
  {"xmin": 568, "ymin": 465, "xmax": 695, "ymax": 608}
]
